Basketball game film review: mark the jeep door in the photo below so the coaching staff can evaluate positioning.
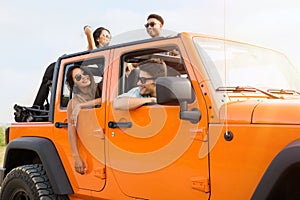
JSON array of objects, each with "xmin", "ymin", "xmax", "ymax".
[
  {"xmin": 106, "ymin": 38, "xmax": 210, "ymax": 199},
  {"xmin": 53, "ymin": 51, "xmax": 110, "ymax": 192}
]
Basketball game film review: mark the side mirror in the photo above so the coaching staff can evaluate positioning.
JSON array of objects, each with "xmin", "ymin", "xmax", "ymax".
[
  {"xmin": 156, "ymin": 77, "xmax": 193, "ymax": 105},
  {"xmin": 156, "ymin": 77, "xmax": 201, "ymax": 124}
]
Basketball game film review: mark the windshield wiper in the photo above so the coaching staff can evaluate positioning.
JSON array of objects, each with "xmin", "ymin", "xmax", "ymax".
[
  {"xmin": 267, "ymin": 89, "xmax": 300, "ymax": 95},
  {"xmin": 216, "ymin": 86, "xmax": 280, "ymax": 99}
]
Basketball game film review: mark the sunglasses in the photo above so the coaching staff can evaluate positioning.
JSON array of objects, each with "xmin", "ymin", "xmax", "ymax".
[
  {"xmin": 75, "ymin": 71, "xmax": 88, "ymax": 82},
  {"xmin": 144, "ymin": 22, "xmax": 157, "ymax": 28},
  {"xmin": 102, "ymin": 34, "xmax": 111, "ymax": 39},
  {"xmin": 138, "ymin": 77, "xmax": 156, "ymax": 84}
]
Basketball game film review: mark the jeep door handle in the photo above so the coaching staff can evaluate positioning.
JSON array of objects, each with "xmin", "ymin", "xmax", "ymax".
[
  {"xmin": 108, "ymin": 121, "xmax": 132, "ymax": 128},
  {"xmin": 55, "ymin": 122, "xmax": 68, "ymax": 128}
]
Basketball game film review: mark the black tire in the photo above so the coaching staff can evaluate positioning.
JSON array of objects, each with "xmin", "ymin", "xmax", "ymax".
[{"xmin": 0, "ymin": 164, "xmax": 69, "ymax": 200}]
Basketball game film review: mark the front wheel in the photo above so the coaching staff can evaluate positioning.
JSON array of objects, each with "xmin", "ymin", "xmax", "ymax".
[{"xmin": 0, "ymin": 164, "xmax": 68, "ymax": 200}]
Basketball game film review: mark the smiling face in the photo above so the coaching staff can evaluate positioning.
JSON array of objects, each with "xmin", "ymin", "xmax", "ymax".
[
  {"xmin": 97, "ymin": 30, "xmax": 111, "ymax": 47},
  {"xmin": 137, "ymin": 70, "xmax": 156, "ymax": 97},
  {"xmin": 145, "ymin": 18, "xmax": 163, "ymax": 38},
  {"xmin": 72, "ymin": 68, "xmax": 91, "ymax": 91}
]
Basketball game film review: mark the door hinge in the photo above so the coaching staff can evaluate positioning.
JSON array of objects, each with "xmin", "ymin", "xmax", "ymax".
[
  {"xmin": 191, "ymin": 177, "xmax": 210, "ymax": 193},
  {"xmin": 94, "ymin": 128, "xmax": 105, "ymax": 139},
  {"xmin": 94, "ymin": 167, "xmax": 106, "ymax": 179},
  {"xmin": 190, "ymin": 127, "xmax": 207, "ymax": 141}
]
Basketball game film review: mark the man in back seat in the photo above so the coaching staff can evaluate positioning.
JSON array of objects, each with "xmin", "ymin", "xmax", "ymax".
[{"xmin": 32, "ymin": 62, "xmax": 55, "ymax": 109}]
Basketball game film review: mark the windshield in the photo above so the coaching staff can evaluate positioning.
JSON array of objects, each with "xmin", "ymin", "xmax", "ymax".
[{"xmin": 193, "ymin": 37, "xmax": 300, "ymax": 92}]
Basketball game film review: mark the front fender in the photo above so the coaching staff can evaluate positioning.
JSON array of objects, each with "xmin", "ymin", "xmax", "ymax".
[
  {"xmin": 251, "ymin": 139, "xmax": 300, "ymax": 199},
  {"xmin": 1, "ymin": 137, "xmax": 73, "ymax": 195}
]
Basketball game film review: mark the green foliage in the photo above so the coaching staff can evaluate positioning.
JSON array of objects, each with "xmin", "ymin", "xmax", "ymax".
[{"xmin": 0, "ymin": 126, "xmax": 6, "ymax": 146}]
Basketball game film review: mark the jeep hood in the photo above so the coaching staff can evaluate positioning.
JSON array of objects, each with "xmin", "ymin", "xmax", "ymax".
[{"xmin": 219, "ymin": 99, "xmax": 300, "ymax": 125}]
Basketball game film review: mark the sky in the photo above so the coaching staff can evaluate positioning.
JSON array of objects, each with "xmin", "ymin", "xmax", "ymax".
[{"xmin": 0, "ymin": 0, "xmax": 300, "ymax": 124}]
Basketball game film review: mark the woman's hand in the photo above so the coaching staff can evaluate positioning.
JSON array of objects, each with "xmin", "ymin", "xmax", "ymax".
[
  {"xmin": 84, "ymin": 25, "xmax": 96, "ymax": 50},
  {"xmin": 84, "ymin": 25, "xmax": 92, "ymax": 35},
  {"xmin": 74, "ymin": 155, "xmax": 87, "ymax": 175}
]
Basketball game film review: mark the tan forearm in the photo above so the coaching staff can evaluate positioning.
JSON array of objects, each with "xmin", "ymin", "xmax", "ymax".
[
  {"xmin": 80, "ymin": 98, "xmax": 101, "ymax": 108},
  {"xmin": 84, "ymin": 26, "xmax": 96, "ymax": 50},
  {"xmin": 68, "ymin": 125, "xmax": 80, "ymax": 157},
  {"xmin": 113, "ymin": 97, "xmax": 156, "ymax": 110}
]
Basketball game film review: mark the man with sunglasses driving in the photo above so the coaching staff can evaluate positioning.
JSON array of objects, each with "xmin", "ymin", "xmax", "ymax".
[
  {"xmin": 114, "ymin": 58, "xmax": 167, "ymax": 110},
  {"xmin": 145, "ymin": 14, "xmax": 164, "ymax": 38}
]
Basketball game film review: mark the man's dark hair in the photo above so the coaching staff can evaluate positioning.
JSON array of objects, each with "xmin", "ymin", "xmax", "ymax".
[
  {"xmin": 147, "ymin": 14, "xmax": 164, "ymax": 25},
  {"xmin": 138, "ymin": 58, "xmax": 167, "ymax": 78}
]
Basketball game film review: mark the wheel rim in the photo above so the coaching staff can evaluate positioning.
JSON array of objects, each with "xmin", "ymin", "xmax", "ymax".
[{"xmin": 10, "ymin": 189, "xmax": 31, "ymax": 200}]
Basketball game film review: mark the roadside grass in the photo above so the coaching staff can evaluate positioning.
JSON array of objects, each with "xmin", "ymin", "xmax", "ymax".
[
  {"xmin": 0, "ymin": 146, "xmax": 5, "ymax": 165},
  {"xmin": 0, "ymin": 127, "xmax": 7, "ymax": 165}
]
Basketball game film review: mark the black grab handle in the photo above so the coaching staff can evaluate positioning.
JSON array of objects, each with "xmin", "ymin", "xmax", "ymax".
[
  {"xmin": 108, "ymin": 121, "xmax": 132, "ymax": 129},
  {"xmin": 55, "ymin": 122, "xmax": 68, "ymax": 128}
]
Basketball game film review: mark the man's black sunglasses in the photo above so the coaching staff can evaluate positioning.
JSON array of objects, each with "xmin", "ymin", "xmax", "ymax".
[
  {"xmin": 138, "ymin": 77, "xmax": 156, "ymax": 84},
  {"xmin": 144, "ymin": 22, "xmax": 156, "ymax": 28}
]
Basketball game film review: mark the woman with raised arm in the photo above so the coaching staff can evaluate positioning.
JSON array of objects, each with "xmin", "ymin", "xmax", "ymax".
[
  {"xmin": 32, "ymin": 26, "xmax": 111, "ymax": 110},
  {"xmin": 84, "ymin": 26, "xmax": 111, "ymax": 50}
]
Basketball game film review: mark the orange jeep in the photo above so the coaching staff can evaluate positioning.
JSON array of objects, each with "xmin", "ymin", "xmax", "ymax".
[{"xmin": 1, "ymin": 32, "xmax": 300, "ymax": 199}]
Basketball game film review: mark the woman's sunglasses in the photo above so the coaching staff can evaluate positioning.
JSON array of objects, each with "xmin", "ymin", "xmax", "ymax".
[
  {"xmin": 75, "ymin": 71, "xmax": 88, "ymax": 82},
  {"xmin": 101, "ymin": 33, "xmax": 111, "ymax": 39},
  {"xmin": 144, "ymin": 22, "xmax": 156, "ymax": 28}
]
